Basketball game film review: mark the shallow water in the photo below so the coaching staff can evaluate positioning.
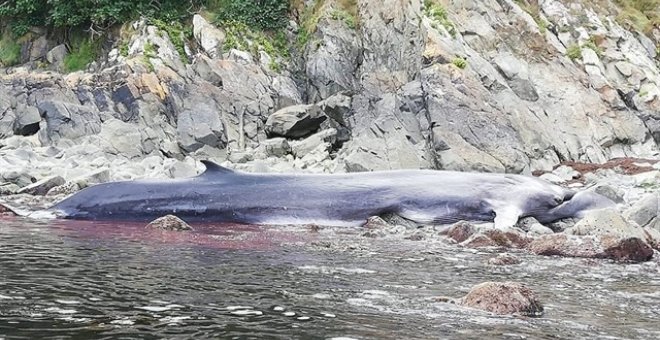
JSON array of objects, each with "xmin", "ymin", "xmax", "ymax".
[{"xmin": 0, "ymin": 218, "xmax": 659, "ymax": 339}]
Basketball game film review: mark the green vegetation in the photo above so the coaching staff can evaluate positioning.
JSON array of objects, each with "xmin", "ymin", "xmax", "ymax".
[
  {"xmin": 0, "ymin": 34, "xmax": 21, "ymax": 66},
  {"xmin": 566, "ymin": 44, "xmax": 582, "ymax": 60},
  {"xmin": 330, "ymin": 9, "xmax": 356, "ymax": 29},
  {"xmin": 63, "ymin": 37, "xmax": 98, "ymax": 72},
  {"xmin": 219, "ymin": 19, "xmax": 289, "ymax": 71},
  {"xmin": 297, "ymin": 0, "xmax": 326, "ymax": 47},
  {"xmin": 514, "ymin": 0, "xmax": 549, "ymax": 33},
  {"xmin": 451, "ymin": 57, "xmax": 467, "ymax": 69},
  {"xmin": 150, "ymin": 19, "xmax": 193, "ymax": 60},
  {"xmin": 213, "ymin": 0, "xmax": 289, "ymax": 30},
  {"xmin": 565, "ymin": 36, "xmax": 603, "ymax": 61},
  {"xmin": 143, "ymin": 42, "xmax": 157, "ymax": 58},
  {"xmin": 0, "ymin": 0, "xmax": 206, "ymax": 37},
  {"xmin": 423, "ymin": 0, "xmax": 456, "ymax": 37},
  {"xmin": 583, "ymin": 36, "xmax": 603, "ymax": 58},
  {"xmin": 614, "ymin": 0, "xmax": 660, "ymax": 35}
]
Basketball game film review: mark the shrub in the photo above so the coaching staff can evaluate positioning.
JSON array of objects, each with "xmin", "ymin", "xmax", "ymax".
[
  {"xmin": 214, "ymin": 0, "xmax": 289, "ymax": 31},
  {"xmin": 566, "ymin": 44, "xmax": 582, "ymax": 60},
  {"xmin": 451, "ymin": 57, "xmax": 467, "ymax": 69},
  {"xmin": 0, "ymin": 35, "xmax": 21, "ymax": 66},
  {"xmin": 423, "ymin": 0, "xmax": 456, "ymax": 37},
  {"xmin": 63, "ymin": 38, "xmax": 97, "ymax": 72}
]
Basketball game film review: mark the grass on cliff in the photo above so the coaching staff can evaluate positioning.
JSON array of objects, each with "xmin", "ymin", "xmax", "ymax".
[
  {"xmin": 0, "ymin": 34, "xmax": 21, "ymax": 67},
  {"xmin": 423, "ymin": 0, "xmax": 456, "ymax": 37},
  {"xmin": 614, "ymin": 0, "xmax": 660, "ymax": 34},
  {"xmin": 63, "ymin": 37, "xmax": 99, "ymax": 72},
  {"xmin": 513, "ymin": 0, "xmax": 549, "ymax": 33}
]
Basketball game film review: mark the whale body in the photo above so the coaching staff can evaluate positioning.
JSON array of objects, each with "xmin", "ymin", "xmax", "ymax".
[{"xmin": 38, "ymin": 161, "xmax": 614, "ymax": 228}]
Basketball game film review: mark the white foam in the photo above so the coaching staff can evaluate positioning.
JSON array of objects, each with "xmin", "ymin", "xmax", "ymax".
[
  {"xmin": 230, "ymin": 310, "xmax": 263, "ymax": 316},
  {"xmin": 135, "ymin": 304, "xmax": 183, "ymax": 312},
  {"xmin": 45, "ymin": 307, "xmax": 77, "ymax": 314}
]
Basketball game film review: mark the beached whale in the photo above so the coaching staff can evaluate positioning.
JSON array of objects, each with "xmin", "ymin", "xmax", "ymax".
[{"xmin": 3, "ymin": 161, "xmax": 615, "ymax": 228}]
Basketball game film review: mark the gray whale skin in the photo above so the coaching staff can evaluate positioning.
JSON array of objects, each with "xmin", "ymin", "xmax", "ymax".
[{"xmin": 32, "ymin": 161, "xmax": 614, "ymax": 228}]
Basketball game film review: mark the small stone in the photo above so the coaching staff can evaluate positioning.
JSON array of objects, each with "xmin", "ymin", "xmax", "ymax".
[
  {"xmin": 17, "ymin": 176, "xmax": 65, "ymax": 196},
  {"xmin": 146, "ymin": 215, "xmax": 193, "ymax": 231},
  {"xmin": 458, "ymin": 282, "xmax": 543, "ymax": 316}
]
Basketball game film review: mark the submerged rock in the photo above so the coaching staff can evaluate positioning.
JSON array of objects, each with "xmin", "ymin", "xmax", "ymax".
[
  {"xmin": 487, "ymin": 254, "xmax": 522, "ymax": 266},
  {"xmin": 146, "ymin": 215, "xmax": 193, "ymax": 231},
  {"xmin": 458, "ymin": 282, "xmax": 543, "ymax": 316}
]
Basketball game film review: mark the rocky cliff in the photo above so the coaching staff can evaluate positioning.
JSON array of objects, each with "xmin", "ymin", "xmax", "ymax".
[{"xmin": 0, "ymin": 0, "xmax": 659, "ymax": 190}]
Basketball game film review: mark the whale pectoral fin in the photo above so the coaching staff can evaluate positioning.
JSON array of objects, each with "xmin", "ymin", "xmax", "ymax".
[{"xmin": 493, "ymin": 206, "xmax": 521, "ymax": 229}]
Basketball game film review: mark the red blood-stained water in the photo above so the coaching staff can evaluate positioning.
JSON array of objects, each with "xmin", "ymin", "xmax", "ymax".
[{"xmin": 6, "ymin": 217, "xmax": 317, "ymax": 251}]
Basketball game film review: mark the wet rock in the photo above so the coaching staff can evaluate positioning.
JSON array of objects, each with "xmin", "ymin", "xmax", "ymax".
[
  {"xmin": 0, "ymin": 204, "xmax": 18, "ymax": 216},
  {"xmin": 46, "ymin": 182, "xmax": 80, "ymax": 196},
  {"xmin": 462, "ymin": 229, "xmax": 531, "ymax": 249},
  {"xmin": 458, "ymin": 282, "xmax": 543, "ymax": 316},
  {"xmin": 445, "ymin": 221, "xmax": 476, "ymax": 243},
  {"xmin": 265, "ymin": 104, "xmax": 327, "ymax": 138},
  {"xmin": 600, "ymin": 235, "xmax": 654, "ymax": 263},
  {"xmin": 623, "ymin": 193, "xmax": 659, "ymax": 230},
  {"xmin": 146, "ymin": 215, "xmax": 193, "ymax": 231},
  {"xmin": 487, "ymin": 254, "xmax": 522, "ymax": 266},
  {"xmin": 527, "ymin": 234, "xmax": 653, "ymax": 262},
  {"xmin": 567, "ymin": 208, "xmax": 646, "ymax": 239},
  {"xmin": 17, "ymin": 176, "xmax": 65, "ymax": 196}
]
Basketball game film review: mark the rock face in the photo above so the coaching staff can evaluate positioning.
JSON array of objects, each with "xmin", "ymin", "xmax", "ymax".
[
  {"xmin": 146, "ymin": 215, "xmax": 193, "ymax": 231},
  {"xmin": 0, "ymin": 0, "xmax": 657, "ymax": 181},
  {"xmin": 458, "ymin": 282, "xmax": 543, "ymax": 316}
]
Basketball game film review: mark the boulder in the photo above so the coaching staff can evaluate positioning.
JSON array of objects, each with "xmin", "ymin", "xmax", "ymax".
[
  {"xmin": 192, "ymin": 14, "xmax": 225, "ymax": 58},
  {"xmin": 46, "ymin": 44, "xmax": 68, "ymax": 70},
  {"xmin": 13, "ymin": 107, "xmax": 40, "ymax": 136},
  {"xmin": 37, "ymin": 101, "xmax": 102, "ymax": 144},
  {"xmin": 146, "ymin": 215, "xmax": 193, "ymax": 231},
  {"xmin": 261, "ymin": 138, "xmax": 291, "ymax": 157},
  {"xmin": 458, "ymin": 282, "xmax": 543, "ymax": 316},
  {"xmin": 445, "ymin": 221, "xmax": 476, "ymax": 243},
  {"xmin": 176, "ymin": 103, "xmax": 225, "ymax": 152},
  {"xmin": 17, "ymin": 176, "xmax": 65, "ymax": 196},
  {"xmin": 265, "ymin": 104, "xmax": 327, "ymax": 138},
  {"xmin": 566, "ymin": 208, "xmax": 646, "ymax": 239},
  {"xmin": 623, "ymin": 193, "xmax": 659, "ymax": 230},
  {"xmin": 527, "ymin": 234, "xmax": 653, "ymax": 262}
]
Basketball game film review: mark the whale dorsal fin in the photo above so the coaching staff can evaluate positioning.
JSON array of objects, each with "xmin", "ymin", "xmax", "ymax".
[{"xmin": 200, "ymin": 160, "xmax": 235, "ymax": 177}]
